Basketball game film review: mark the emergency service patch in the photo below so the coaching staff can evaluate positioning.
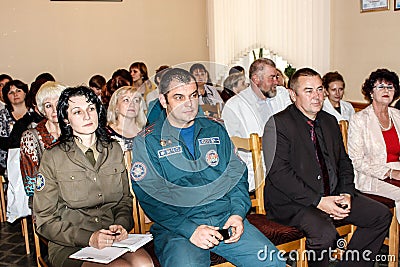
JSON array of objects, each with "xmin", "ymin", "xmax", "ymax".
[
  {"xmin": 198, "ymin": 137, "xmax": 220, "ymax": 146},
  {"xmin": 157, "ymin": 145, "xmax": 182, "ymax": 158},
  {"xmin": 36, "ymin": 173, "xmax": 45, "ymax": 191},
  {"xmin": 205, "ymin": 149, "xmax": 219, "ymax": 167},
  {"xmin": 131, "ymin": 162, "xmax": 147, "ymax": 181}
]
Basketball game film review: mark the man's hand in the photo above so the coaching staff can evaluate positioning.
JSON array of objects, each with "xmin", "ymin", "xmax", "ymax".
[
  {"xmin": 223, "ymin": 215, "xmax": 244, "ymax": 244},
  {"xmin": 189, "ymin": 225, "xmax": 222, "ymax": 249},
  {"xmin": 317, "ymin": 195, "xmax": 351, "ymax": 220}
]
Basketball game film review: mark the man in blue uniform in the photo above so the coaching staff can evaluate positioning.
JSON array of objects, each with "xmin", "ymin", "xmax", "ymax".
[{"xmin": 131, "ymin": 68, "xmax": 284, "ymax": 267}]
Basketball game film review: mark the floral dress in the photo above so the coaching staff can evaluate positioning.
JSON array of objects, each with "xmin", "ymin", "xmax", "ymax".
[
  {"xmin": 0, "ymin": 108, "xmax": 15, "ymax": 170},
  {"xmin": 106, "ymin": 126, "xmax": 135, "ymax": 152},
  {"xmin": 20, "ymin": 119, "xmax": 58, "ymax": 196}
]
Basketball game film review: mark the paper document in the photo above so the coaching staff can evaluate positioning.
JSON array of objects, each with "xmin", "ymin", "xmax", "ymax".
[{"xmin": 69, "ymin": 234, "xmax": 153, "ymax": 264}]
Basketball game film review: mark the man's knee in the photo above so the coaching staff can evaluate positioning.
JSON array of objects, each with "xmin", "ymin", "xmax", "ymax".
[{"xmin": 306, "ymin": 226, "xmax": 337, "ymax": 250}]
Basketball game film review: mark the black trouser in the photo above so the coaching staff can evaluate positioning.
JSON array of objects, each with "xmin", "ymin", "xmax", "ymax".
[{"xmin": 290, "ymin": 194, "xmax": 392, "ymax": 267}]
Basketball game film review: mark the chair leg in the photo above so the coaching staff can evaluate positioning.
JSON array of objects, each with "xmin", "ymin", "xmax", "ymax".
[
  {"xmin": 298, "ymin": 237, "xmax": 307, "ymax": 267},
  {"xmin": 0, "ymin": 176, "xmax": 6, "ymax": 222},
  {"xmin": 21, "ymin": 217, "xmax": 30, "ymax": 254},
  {"xmin": 387, "ymin": 211, "xmax": 399, "ymax": 267}
]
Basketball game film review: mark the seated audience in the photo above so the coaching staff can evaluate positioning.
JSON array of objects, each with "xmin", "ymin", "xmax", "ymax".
[
  {"xmin": 129, "ymin": 62, "xmax": 156, "ymax": 100},
  {"xmin": 322, "ymin": 71, "xmax": 355, "ymax": 121},
  {"xmin": 107, "ymin": 86, "xmax": 146, "ymax": 151},
  {"xmin": 0, "ymin": 80, "xmax": 31, "ymax": 175},
  {"xmin": 348, "ymin": 68, "xmax": 400, "ymax": 222},
  {"xmin": 88, "ymin": 74, "xmax": 106, "ymax": 99},
  {"xmin": 20, "ymin": 81, "xmax": 66, "ymax": 206},
  {"xmin": 131, "ymin": 68, "xmax": 285, "ymax": 267},
  {"xmin": 220, "ymin": 72, "xmax": 248, "ymax": 102},
  {"xmin": 222, "ymin": 58, "xmax": 291, "ymax": 191},
  {"xmin": 0, "ymin": 74, "xmax": 12, "ymax": 110},
  {"xmin": 190, "ymin": 63, "xmax": 223, "ymax": 105},
  {"xmin": 33, "ymin": 86, "xmax": 153, "ymax": 267},
  {"xmin": 264, "ymin": 67, "xmax": 391, "ymax": 267}
]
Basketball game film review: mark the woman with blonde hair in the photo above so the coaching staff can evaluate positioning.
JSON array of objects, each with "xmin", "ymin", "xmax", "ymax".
[
  {"xmin": 20, "ymin": 81, "xmax": 66, "ymax": 203},
  {"xmin": 107, "ymin": 86, "xmax": 146, "ymax": 151}
]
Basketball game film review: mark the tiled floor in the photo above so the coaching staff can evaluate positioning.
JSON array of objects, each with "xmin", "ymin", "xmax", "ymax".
[{"xmin": 0, "ymin": 218, "xmax": 37, "ymax": 267}]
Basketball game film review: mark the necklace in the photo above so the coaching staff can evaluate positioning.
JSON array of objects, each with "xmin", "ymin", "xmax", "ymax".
[{"xmin": 378, "ymin": 115, "xmax": 392, "ymax": 131}]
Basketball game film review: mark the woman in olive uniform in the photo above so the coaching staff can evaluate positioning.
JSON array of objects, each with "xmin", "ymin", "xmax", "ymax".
[{"xmin": 33, "ymin": 86, "xmax": 153, "ymax": 267}]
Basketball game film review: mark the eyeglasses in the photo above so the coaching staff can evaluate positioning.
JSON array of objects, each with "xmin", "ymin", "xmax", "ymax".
[{"xmin": 374, "ymin": 84, "xmax": 395, "ymax": 91}]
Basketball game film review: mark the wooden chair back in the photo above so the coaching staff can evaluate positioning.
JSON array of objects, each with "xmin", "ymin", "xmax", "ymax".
[
  {"xmin": 230, "ymin": 133, "xmax": 264, "ymax": 214},
  {"xmin": 0, "ymin": 175, "xmax": 6, "ymax": 222},
  {"xmin": 338, "ymin": 120, "xmax": 349, "ymax": 153},
  {"xmin": 200, "ymin": 103, "xmax": 222, "ymax": 119}
]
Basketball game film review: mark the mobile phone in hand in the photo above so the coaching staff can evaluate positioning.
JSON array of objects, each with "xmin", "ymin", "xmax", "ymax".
[{"xmin": 218, "ymin": 229, "xmax": 231, "ymax": 240}]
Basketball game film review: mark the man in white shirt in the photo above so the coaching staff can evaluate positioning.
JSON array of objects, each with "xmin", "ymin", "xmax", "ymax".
[{"xmin": 222, "ymin": 58, "xmax": 291, "ymax": 191}]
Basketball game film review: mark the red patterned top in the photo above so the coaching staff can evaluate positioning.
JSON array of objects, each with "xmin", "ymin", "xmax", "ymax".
[
  {"xmin": 382, "ymin": 125, "xmax": 400, "ymax": 163},
  {"xmin": 20, "ymin": 119, "xmax": 59, "ymax": 196}
]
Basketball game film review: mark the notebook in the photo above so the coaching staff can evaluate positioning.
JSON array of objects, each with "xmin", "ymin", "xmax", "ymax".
[{"xmin": 69, "ymin": 234, "xmax": 153, "ymax": 264}]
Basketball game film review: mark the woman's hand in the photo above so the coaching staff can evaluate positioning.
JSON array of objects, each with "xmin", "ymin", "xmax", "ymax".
[
  {"xmin": 88, "ymin": 229, "xmax": 118, "ymax": 249},
  {"xmin": 390, "ymin": 170, "xmax": 400, "ymax": 180},
  {"xmin": 108, "ymin": 224, "xmax": 128, "ymax": 242}
]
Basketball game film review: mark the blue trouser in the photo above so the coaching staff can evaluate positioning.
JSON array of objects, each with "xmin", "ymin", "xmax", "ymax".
[{"xmin": 153, "ymin": 219, "xmax": 286, "ymax": 267}]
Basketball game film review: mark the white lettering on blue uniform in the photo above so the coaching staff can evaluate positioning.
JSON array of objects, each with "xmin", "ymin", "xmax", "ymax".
[
  {"xmin": 198, "ymin": 137, "xmax": 220, "ymax": 146},
  {"xmin": 157, "ymin": 145, "xmax": 183, "ymax": 158},
  {"xmin": 131, "ymin": 162, "xmax": 147, "ymax": 181}
]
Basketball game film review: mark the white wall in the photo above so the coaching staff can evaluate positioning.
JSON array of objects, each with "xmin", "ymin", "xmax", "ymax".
[{"xmin": 0, "ymin": 0, "xmax": 209, "ymax": 86}]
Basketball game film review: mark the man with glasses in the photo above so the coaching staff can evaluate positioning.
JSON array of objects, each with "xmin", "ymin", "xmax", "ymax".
[
  {"xmin": 131, "ymin": 68, "xmax": 284, "ymax": 267},
  {"xmin": 222, "ymin": 58, "xmax": 291, "ymax": 191}
]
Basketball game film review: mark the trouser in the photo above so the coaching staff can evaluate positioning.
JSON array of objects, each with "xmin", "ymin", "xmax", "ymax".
[
  {"xmin": 154, "ymin": 218, "xmax": 285, "ymax": 267},
  {"xmin": 289, "ymin": 194, "xmax": 392, "ymax": 267}
]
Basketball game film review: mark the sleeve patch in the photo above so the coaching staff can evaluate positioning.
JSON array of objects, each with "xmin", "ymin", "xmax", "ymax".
[
  {"xmin": 131, "ymin": 162, "xmax": 147, "ymax": 181},
  {"xmin": 36, "ymin": 173, "xmax": 46, "ymax": 192}
]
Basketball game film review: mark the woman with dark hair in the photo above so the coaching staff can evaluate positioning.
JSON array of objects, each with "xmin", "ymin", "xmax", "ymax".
[
  {"xmin": 0, "ymin": 80, "xmax": 30, "ymax": 174},
  {"xmin": 322, "ymin": 71, "xmax": 355, "ymax": 121},
  {"xmin": 33, "ymin": 86, "xmax": 153, "ymax": 267},
  {"xmin": 89, "ymin": 74, "xmax": 106, "ymax": 98},
  {"xmin": 348, "ymin": 68, "xmax": 400, "ymax": 223},
  {"xmin": 103, "ymin": 69, "xmax": 132, "ymax": 109},
  {"xmin": 129, "ymin": 62, "xmax": 156, "ymax": 100},
  {"xmin": 0, "ymin": 73, "xmax": 12, "ymax": 109},
  {"xmin": 189, "ymin": 63, "xmax": 223, "ymax": 105}
]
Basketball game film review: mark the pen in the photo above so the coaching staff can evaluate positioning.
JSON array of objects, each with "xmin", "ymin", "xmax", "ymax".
[{"xmin": 110, "ymin": 232, "xmax": 120, "ymax": 236}]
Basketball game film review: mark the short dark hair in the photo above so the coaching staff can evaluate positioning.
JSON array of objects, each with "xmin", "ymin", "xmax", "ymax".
[
  {"xmin": 57, "ymin": 86, "xmax": 110, "ymax": 150},
  {"xmin": 89, "ymin": 74, "xmax": 106, "ymax": 89},
  {"xmin": 2, "ymin": 80, "xmax": 29, "ymax": 111},
  {"xmin": 361, "ymin": 68, "xmax": 400, "ymax": 103},
  {"xmin": 249, "ymin": 58, "xmax": 276, "ymax": 81},
  {"xmin": 159, "ymin": 68, "xmax": 197, "ymax": 95},
  {"xmin": 27, "ymin": 72, "xmax": 55, "ymax": 108},
  {"xmin": 229, "ymin": 66, "xmax": 245, "ymax": 75},
  {"xmin": 112, "ymin": 69, "xmax": 133, "ymax": 86},
  {"xmin": 189, "ymin": 63, "xmax": 212, "ymax": 84},
  {"xmin": 289, "ymin": 68, "xmax": 321, "ymax": 91},
  {"xmin": 322, "ymin": 71, "xmax": 345, "ymax": 90},
  {"xmin": 0, "ymin": 74, "xmax": 12, "ymax": 82},
  {"xmin": 154, "ymin": 65, "xmax": 170, "ymax": 86}
]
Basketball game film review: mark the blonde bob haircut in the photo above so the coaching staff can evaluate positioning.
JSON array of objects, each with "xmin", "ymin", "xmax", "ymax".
[
  {"xmin": 36, "ymin": 81, "xmax": 67, "ymax": 117},
  {"xmin": 107, "ymin": 86, "xmax": 147, "ymax": 129}
]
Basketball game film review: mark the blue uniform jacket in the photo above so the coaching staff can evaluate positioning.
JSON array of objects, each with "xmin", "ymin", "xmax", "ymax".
[{"xmin": 131, "ymin": 115, "xmax": 250, "ymax": 239}]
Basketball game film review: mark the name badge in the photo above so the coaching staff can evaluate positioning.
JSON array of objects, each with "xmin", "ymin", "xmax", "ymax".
[
  {"xmin": 198, "ymin": 137, "xmax": 220, "ymax": 145},
  {"xmin": 158, "ymin": 145, "xmax": 183, "ymax": 158}
]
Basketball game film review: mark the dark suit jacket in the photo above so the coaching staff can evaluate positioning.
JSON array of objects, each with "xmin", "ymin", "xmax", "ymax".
[{"xmin": 263, "ymin": 104, "xmax": 355, "ymax": 225}]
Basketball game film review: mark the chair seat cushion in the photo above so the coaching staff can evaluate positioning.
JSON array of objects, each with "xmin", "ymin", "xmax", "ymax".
[
  {"xmin": 246, "ymin": 214, "xmax": 304, "ymax": 245},
  {"xmin": 144, "ymin": 240, "xmax": 228, "ymax": 267}
]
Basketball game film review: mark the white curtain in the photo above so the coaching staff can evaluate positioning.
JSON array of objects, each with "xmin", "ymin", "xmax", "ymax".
[{"xmin": 207, "ymin": 0, "xmax": 330, "ymax": 74}]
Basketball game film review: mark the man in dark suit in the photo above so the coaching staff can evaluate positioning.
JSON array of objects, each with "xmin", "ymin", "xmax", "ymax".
[{"xmin": 263, "ymin": 67, "xmax": 392, "ymax": 267}]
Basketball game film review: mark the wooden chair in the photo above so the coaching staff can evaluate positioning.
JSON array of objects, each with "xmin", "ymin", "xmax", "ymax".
[
  {"xmin": 200, "ymin": 103, "xmax": 222, "ymax": 119},
  {"xmin": 21, "ymin": 217, "xmax": 30, "ymax": 254},
  {"xmin": 0, "ymin": 175, "xmax": 6, "ymax": 222},
  {"xmin": 33, "ymin": 220, "xmax": 50, "ymax": 267},
  {"xmin": 339, "ymin": 119, "xmax": 399, "ymax": 267},
  {"xmin": 123, "ymin": 150, "xmax": 140, "ymax": 234},
  {"xmin": 348, "ymin": 101, "xmax": 369, "ymax": 112},
  {"xmin": 231, "ymin": 133, "xmax": 306, "ymax": 267}
]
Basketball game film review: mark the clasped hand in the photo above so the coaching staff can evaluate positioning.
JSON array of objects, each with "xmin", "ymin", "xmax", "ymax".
[
  {"xmin": 88, "ymin": 224, "xmax": 128, "ymax": 249},
  {"xmin": 189, "ymin": 215, "xmax": 244, "ymax": 249},
  {"xmin": 317, "ymin": 194, "xmax": 351, "ymax": 220}
]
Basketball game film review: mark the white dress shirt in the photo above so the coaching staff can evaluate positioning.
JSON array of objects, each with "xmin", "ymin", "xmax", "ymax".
[
  {"xmin": 222, "ymin": 86, "xmax": 291, "ymax": 191},
  {"xmin": 322, "ymin": 98, "xmax": 355, "ymax": 122}
]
